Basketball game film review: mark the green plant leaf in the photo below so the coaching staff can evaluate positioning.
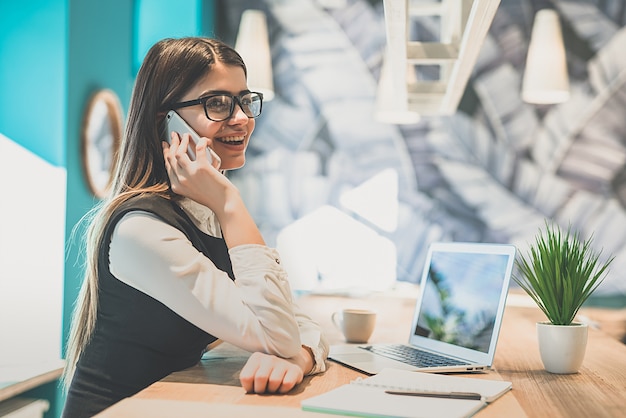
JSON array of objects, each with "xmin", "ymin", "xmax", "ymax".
[{"xmin": 512, "ymin": 221, "xmax": 614, "ymax": 325}]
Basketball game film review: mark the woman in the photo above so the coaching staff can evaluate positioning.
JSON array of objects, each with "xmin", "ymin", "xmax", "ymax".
[{"xmin": 62, "ymin": 37, "xmax": 328, "ymax": 417}]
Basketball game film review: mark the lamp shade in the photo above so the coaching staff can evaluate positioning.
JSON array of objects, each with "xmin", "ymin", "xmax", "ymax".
[
  {"xmin": 375, "ymin": 50, "xmax": 421, "ymax": 124},
  {"xmin": 521, "ymin": 8, "xmax": 570, "ymax": 104},
  {"xmin": 235, "ymin": 10, "xmax": 275, "ymax": 101}
]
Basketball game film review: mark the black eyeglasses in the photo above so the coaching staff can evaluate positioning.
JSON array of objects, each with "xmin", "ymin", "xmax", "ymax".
[{"xmin": 170, "ymin": 91, "xmax": 263, "ymax": 122}]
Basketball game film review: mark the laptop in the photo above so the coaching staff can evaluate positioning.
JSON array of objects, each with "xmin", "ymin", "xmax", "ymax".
[{"xmin": 329, "ymin": 242, "xmax": 516, "ymax": 375}]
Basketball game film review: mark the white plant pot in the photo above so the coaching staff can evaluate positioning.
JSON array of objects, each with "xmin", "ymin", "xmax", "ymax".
[{"xmin": 536, "ymin": 322, "xmax": 588, "ymax": 374}]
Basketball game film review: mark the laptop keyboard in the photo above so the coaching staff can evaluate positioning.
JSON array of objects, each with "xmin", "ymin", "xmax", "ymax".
[{"xmin": 361, "ymin": 344, "xmax": 469, "ymax": 368}]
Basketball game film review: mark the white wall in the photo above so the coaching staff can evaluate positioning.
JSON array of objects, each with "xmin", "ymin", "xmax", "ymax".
[{"xmin": 0, "ymin": 133, "xmax": 66, "ymax": 366}]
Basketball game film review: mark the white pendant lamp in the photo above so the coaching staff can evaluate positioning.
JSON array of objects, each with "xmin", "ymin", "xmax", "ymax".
[
  {"xmin": 375, "ymin": 49, "xmax": 421, "ymax": 125},
  {"xmin": 235, "ymin": 10, "xmax": 275, "ymax": 101},
  {"xmin": 521, "ymin": 8, "xmax": 570, "ymax": 105}
]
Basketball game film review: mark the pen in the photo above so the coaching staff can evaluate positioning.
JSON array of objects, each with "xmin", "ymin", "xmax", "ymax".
[{"xmin": 385, "ymin": 390, "xmax": 483, "ymax": 401}]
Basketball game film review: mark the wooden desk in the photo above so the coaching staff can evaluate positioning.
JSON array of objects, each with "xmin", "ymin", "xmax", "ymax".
[
  {"xmin": 0, "ymin": 360, "xmax": 65, "ymax": 402},
  {"xmin": 100, "ymin": 290, "xmax": 626, "ymax": 417}
]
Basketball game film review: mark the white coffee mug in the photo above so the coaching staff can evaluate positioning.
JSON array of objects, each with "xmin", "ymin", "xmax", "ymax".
[{"xmin": 331, "ymin": 309, "xmax": 376, "ymax": 343}]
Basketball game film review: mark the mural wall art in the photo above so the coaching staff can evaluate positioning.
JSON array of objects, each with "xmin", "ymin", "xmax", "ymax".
[{"xmin": 217, "ymin": 0, "xmax": 626, "ymax": 297}]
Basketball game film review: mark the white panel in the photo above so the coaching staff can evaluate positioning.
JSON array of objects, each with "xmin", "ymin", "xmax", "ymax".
[{"xmin": 0, "ymin": 133, "xmax": 66, "ymax": 367}]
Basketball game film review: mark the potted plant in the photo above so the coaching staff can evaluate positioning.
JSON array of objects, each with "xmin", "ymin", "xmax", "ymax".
[{"xmin": 513, "ymin": 221, "xmax": 614, "ymax": 374}]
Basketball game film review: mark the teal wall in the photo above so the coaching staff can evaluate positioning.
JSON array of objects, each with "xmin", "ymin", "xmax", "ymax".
[
  {"xmin": 63, "ymin": 0, "xmax": 136, "ymax": 356},
  {"xmin": 1, "ymin": 1, "xmax": 214, "ymax": 417},
  {"xmin": 0, "ymin": 0, "xmax": 67, "ymax": 166},
  {"xmin": 134, "ymin": 0, "xmax": 209, "ymax": 73}
]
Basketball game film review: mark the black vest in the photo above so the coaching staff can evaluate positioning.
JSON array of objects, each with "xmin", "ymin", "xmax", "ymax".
[{"xmin": 63, "ymin": 195, "xmax": 234, "ymax": 418}]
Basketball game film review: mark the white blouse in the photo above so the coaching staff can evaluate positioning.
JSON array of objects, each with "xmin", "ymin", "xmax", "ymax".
[{"xmin": 108, "ymin": 197, "xmax": 328, "ymax": 374}]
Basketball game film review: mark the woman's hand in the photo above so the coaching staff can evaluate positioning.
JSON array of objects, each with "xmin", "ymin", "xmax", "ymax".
[
  {"xmin": 163, "ymin": 132, "xmax": 230, "ymax": 211},
  {"xmin": 163, "ymin": 132, "xmax": 265, "ymax": 247},
  {"xmin": 239, "ymin": 347, "xmax": 315, "ymax": 394}
]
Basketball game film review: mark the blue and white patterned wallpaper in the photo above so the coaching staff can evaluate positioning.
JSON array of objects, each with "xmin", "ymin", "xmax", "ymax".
[{"xmin": 222, "ymin": 0, "xmax": 626, "ymax": 297}]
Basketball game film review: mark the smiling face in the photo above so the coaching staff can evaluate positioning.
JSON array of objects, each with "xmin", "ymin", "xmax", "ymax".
[{"xmin": 175, "ymin": 61, "xmax": 255, "ymax": 170}]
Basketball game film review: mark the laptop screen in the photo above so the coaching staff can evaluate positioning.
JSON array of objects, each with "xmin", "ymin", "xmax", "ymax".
[{"xmin": 412, "ymin": 245, "xmax": 514, "ymax": 354}]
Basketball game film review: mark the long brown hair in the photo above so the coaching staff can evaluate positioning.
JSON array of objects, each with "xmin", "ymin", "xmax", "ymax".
[{"xmin": 63, "ymin": 37, "xmax": 246, "ymax": 389}]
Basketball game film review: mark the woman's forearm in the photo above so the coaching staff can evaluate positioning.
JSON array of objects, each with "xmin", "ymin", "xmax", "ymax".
[
  {"xmin": 214, "ymin": 189, "xmax": 265, "ymax": 248},
  {"xmin": 296, "ymin": 345, "xmax": 315, "ymax": 375}
]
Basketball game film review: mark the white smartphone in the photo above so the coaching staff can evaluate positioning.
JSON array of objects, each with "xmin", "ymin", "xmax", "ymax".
[{"xmin": 162, "ymin": 110, "xmax": 212, "ymax": 163}]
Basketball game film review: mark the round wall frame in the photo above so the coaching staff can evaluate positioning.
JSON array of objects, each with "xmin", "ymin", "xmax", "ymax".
[{"xmin": 81, "ymin": 89, "xmax": 123, "ymax": 198}]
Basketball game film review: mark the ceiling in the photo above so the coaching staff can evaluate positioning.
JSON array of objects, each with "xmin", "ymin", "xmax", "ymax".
[{"xmin": 382, "ymin": 0, "xmax": 501, "ymax": 115}]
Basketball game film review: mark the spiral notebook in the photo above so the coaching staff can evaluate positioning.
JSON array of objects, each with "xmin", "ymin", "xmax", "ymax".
[{"xmin": 301, "ymin": 368, "xmax": 512, "ymax": 418}]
